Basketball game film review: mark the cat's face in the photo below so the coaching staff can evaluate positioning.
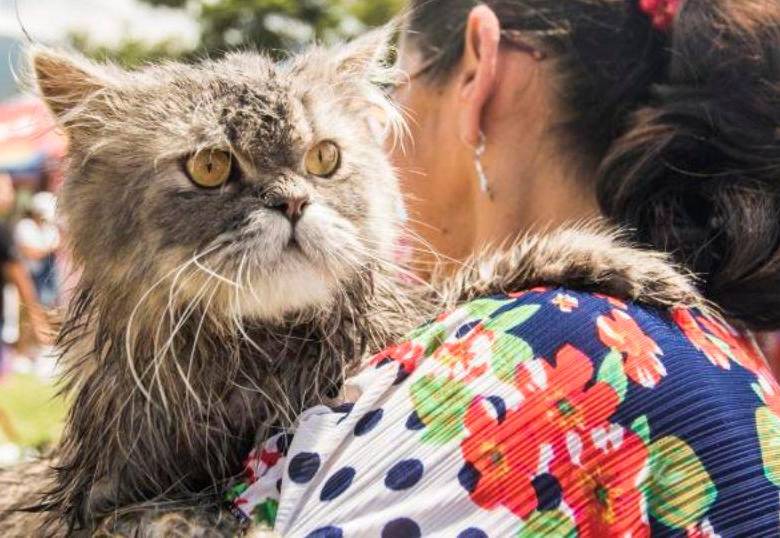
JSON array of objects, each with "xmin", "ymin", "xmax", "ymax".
[{"xmin": 33, "ymin": 34, "xmax": 403, "ymax": 320}]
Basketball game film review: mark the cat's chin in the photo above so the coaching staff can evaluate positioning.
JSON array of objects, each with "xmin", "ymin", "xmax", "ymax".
[
  {"xmin": 211, "ymin": 205, "xmax": 369, "ymax": 320},
  {"xmin": 232, "ymin": 251, "xmax": 340, "ymax": 321}
]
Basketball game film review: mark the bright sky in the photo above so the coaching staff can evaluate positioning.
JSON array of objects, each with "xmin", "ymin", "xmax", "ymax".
[{"xmin": 0, "ymin": 0, "xmax": 199, "ymax": 48}]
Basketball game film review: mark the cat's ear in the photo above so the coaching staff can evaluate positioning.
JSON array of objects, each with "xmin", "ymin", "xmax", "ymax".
[
  {"xmin": 29, "ymin": 47, "xmax": 113, "ymax": 120},
  {"xmin": 333, "ymin": 23, "xmax": 397, "ymax": 78},
  {"xmin": 334, "ymin": 25, "xmax": 405, "ymax": 145}
]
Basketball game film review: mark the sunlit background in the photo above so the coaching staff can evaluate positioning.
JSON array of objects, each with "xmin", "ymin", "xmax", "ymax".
[{"xmin": 0, "ymin": 0, "xmax": 402, "ymax": 465}]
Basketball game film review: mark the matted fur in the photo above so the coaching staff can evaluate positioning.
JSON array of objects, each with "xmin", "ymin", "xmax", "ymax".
[
  {"xmin": 0, "ymin": 31, "xmax": 708, "ymax": 537},
  {"xmin": 436, "ymin": 224, "xmax": 708, "ymax": 313}
]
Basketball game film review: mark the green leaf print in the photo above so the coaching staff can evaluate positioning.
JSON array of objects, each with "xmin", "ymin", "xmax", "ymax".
[
  {"xmin": 630, "ymin": 415, "xmax": 651, "ymax": 444},
  {"xmin": 251, "ymin": 498, "xmax": 278, "ymax": 527},
  {"xmin": 752, "ymin": 381, "xmax": 763, "ymax": 402},
  {"xmin": 224, "ymin": 481, "xmax": 249, "ymax": 502},
  {"xmin": 491, "ymin": 332, "xmax": 535, "ymax": 384},
  {"xmin": 407, "ymin": 319, "xmax": 439, "ymax": 341},
  {"xmin": 518, "ymin": 510, "xmax": 576, "ymax": 538},
  {"xmin": 756, "ymin": 406, "xmax": 780, "ymax": 486},
  {"xmin": 488, "ymin": 304, "xmax": 542, "ymax": 333},
  {"xmin": 463, "ymin": 297, "xmax": 516, "ymax": 320},
  {"xmin": 597, "ymin": 350, "xmax": 628, "ymax": 402},
  {"xmin": 421, "ymin": 325, "xmax": 449, "ymax": 357},
  {"xmin": 406, "ymin": 322, "xmax": 449, "ymax": 357},
  {"xmin": 410, "ymin": 374, "xmax": 473, "ymax": 444},
  {"xmin": 648, "ymin": 436, "xmax": 717, "ymax": 529}
]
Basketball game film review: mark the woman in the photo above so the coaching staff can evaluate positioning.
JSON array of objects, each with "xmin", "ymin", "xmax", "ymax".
[{"xmin": 232, "ymin": 1, "xmax": 780, "ymax": 535}]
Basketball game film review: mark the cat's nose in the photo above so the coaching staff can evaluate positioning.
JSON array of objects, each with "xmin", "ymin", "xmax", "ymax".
[{"xmin": 271, "ymin": 195, "xmax": 310, "ymax": 224}]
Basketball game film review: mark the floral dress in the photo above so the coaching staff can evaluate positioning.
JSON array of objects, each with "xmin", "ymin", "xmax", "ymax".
[{"xmin": 230, "ymin": 288, "xmax": 780, "ymax": 537}]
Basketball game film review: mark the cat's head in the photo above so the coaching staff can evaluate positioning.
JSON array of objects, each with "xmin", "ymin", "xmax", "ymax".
[{"xmin": 31, "ymin": 32, "xmax": 404, "ymax": 321}]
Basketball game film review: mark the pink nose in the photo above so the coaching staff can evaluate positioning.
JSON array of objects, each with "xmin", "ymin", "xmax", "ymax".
[{"xmin": 279, "ymin": 195, "xmax": 309, "ymax": 223}]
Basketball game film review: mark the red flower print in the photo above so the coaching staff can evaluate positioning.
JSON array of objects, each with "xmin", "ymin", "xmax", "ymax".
[
  {"xmin": 673, "ymin": 309, "xmax": 767, "ymax": 374},
  {"xmin": 435, "ymin": 310, "xmax": 451, "ymax": 323},
  {"xmin": 552, "ymin": 293, "xmax": 579, "ymax": 313},
  {"xmin": 673, "ymin": 309, "xmax": 731, "ymax": 370},
  {"xmin": 370, "ymin": 340, "xmax": 426, "ymax": 376},
  {"xmin": 597, "ymin": 310, "xmax": 666, "ymax": 388},
  {"xmin": 639, "ymin": 0, "xmax": 682, "ymax": 31},
  {"xmin": 259, "ymin": 448, "xmax": 280, "ymax": 467},
  {"xmin": 697, "ymin": 315, "xmax": 766, "ymax": 374},
  {"xmin": 509, "ymin": 286, "xmax": 550, "ymax": 299},
  {"xmin": 554, "ymin": 426, "xmax": 650, "ymax": 536},
  {"xmin": 242, "ymin": 446, "xmax": 281, "ymax": 484},
  {"xmin": 460, "ymin": 397, "xmax": 540, "ymax": 518},
  {"xmin": 516, "ymin": 345, "xmax": 620, "ymax": 437},
  {"xmin": 594, "ymin": 293, "xmax": 628, "ymax": 310},
  {"xmin": 434, "ymin": 324, "xmax": 493, "ymax": 381}
]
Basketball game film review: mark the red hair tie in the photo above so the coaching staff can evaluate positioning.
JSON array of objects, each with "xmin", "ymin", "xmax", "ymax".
[{"xmin": 638, "ymin": 0, "xmax": 682, "ymax": 31}]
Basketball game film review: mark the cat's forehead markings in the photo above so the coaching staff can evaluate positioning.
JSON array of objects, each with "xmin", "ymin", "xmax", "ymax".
[{"xmin": 215, "ymin": 80, "xmax": 295, "ymax": 155}]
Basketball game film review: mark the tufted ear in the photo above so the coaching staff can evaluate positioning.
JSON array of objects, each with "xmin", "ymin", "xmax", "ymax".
[
  {"xmin": 335, "ymin": 23, "xmax": 406, "ymax": 143},
  {"xmin": 29, "ymin": 46, "xmax": 114, "ymax": 121},
  {"xmin": 287, "ymin": 23, "xmax": 405, "ymax": 144},
  {"xmin": 332, "ymin": 23, "xmax": 397, "ymax": 80}
]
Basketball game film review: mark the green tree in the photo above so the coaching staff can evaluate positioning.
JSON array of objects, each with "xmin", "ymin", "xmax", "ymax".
[
  {"xmin": 73, "ymin": 0, "xmax": 403, "ymax": 65},
  {"xmin": 68, "ymin": 32, "xmax": 189, "ymax": 68},
  {"xmin": 156, "ymin": 0, "xmax": 402, "ymax": 54}
]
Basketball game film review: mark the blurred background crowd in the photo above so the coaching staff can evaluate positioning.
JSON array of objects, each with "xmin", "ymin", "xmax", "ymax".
[{"xmin": 0, "ymin": 0, "xmax": 401, "ymax": 465}]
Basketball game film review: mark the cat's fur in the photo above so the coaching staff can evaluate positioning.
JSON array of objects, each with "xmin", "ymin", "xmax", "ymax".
[
  {"xmin": 14, "ymin": 31, "xmax": 416, "ymax": 535},
  {"xmin": 0, "ymin": 31, "xmax": 707, "ymax": 537}
]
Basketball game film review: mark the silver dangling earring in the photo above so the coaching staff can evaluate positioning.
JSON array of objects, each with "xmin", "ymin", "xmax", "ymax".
[{"xmin": 474, "ymin": 131, "xmax": 491, "ymax": 197}]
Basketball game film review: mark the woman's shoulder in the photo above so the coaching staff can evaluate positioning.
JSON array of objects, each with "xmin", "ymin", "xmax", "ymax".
[
  {"xmin": 496, "ymin": 286, "xmax": 765, "ymax": 367},
  {"xmin": 383, "ymin": 286, "xmax": 771, "ymax": 393}
]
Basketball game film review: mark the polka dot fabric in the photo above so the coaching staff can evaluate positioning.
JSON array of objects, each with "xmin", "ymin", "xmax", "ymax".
[{"xmin": 233, "ymin": 288, "xmax": 780, "ymax": 536}]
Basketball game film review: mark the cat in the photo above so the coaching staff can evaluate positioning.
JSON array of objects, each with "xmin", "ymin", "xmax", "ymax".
[{"xmin": 0, "ymin": 29, "xmax": 705, "ymax": 537}]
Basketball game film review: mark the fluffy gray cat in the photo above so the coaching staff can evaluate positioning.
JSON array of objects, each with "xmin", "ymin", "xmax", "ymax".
[{"xmin": 0, "ymin": 30, "xmax": 704, "ymax": 537}]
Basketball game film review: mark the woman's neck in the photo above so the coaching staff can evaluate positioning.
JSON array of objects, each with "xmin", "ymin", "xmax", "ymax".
[{"xmin": 472, "ymin": 151, "xmax": 600, "ymax": 250}]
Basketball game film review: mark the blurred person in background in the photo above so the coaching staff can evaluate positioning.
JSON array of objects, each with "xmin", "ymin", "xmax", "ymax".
[
  {"xmin": 0, "ymin": 174, "xmax": 49, "ymax": 375},
  {"xmin": 0, "ymin": 174, "xmax": 20, "ymax": 447},
  {"xmin": 0, "ymin": 176, "xmax": 56, "ymax": 463},
  {"xmin": 14, "ymin": 191, "xmax": 60, "ymax": 308}
]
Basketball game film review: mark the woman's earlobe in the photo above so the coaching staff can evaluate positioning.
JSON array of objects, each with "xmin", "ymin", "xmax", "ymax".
[{"xmin": 458, "ymin": 5, "xmax": 501, "ymax": 147}]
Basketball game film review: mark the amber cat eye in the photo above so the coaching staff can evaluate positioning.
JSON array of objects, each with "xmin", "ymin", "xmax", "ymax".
[
  {"xmin": 186, "ymin": 150, "xmax": 232, "ymax": 188},
  {"xmin": 305, "ymin": 140, "xmax": 341, "ymax": 177}
]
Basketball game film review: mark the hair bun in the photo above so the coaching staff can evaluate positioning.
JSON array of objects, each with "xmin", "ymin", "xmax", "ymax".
[{"xmin": 598, "ymin": 0, "xmax": 780, "ymax": 330}]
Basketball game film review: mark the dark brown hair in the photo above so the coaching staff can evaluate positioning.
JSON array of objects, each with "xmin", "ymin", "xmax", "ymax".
[{"xmin": 407, "ymin": 0, "xmax": 780, "ymax": 330}]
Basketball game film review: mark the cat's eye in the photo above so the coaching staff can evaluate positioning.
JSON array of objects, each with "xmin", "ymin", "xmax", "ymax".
[
  {"xmin": 304, "ymin": 141, "xmax": 341, "ymax": 178},
  {"xmin": 186, "ymin": 150, "xmax": 232, "ymax": 188}
]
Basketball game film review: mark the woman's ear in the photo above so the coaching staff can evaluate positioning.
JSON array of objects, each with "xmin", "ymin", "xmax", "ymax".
[{"xmin": 457, "ymin": 5, "xmax": 501, "ymax": 148}]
